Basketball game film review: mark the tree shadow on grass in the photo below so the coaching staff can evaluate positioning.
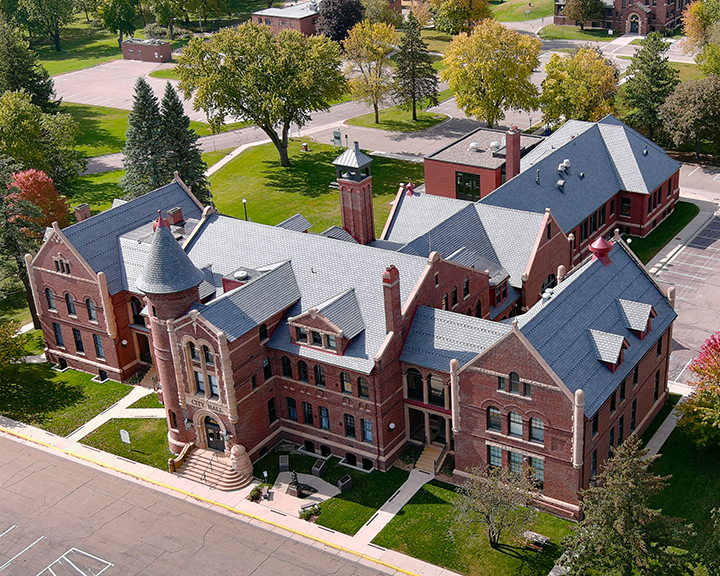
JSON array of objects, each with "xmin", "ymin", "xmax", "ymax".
[
  {"xmin": 260, "ymin": 150, "xmax": 343, "ymax": 199},
  {"xmin": 493, "ymin": 541, "xmax": 563, "ymax": 574},
  {"xmin": 0, "ymin": 364, "xmax": 83, "ymax": 426},
  {"xmin": 67, "ymin": 171, "xmax": 124, "ymax": 207},
  {"xmin": 62, "ymin": 105, "xmax": 126, "ymax": 156},
  {"xmin": 35, "ymin": 28, "xmax": 121, "ymax": 64}
]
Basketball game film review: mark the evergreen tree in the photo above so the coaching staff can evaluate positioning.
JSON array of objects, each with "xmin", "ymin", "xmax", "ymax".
[
  {"xmin": 393, "ymin": 12, "xmax": 438, "ymax": 121},
  {"xmin": 0, "ymin": 14, "xmax": 57, "ymax": 112},
  {"xmin": 121, "ymin": 77, "xmax": 166, "ymax": 199},
  {"xmin": 622, "ymin": 32, "xmax": 679, "ymax": 141},
  {"xmin": 160, "ymin": 82, "xmax": 209, "ymax": 203},
  {"xmin": 562, "ymin": 434, "xmax": 693, "ymax": 576}
]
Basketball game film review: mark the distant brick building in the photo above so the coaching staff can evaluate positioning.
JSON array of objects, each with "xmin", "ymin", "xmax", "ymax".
[
  {"xmin": 554, "ymin": 0, "xmax": 690, "ymax": 34},
  {"xmin": 27, "ymin": 133, "xmax": 677, "ymax": 518},
  {"xmin": 122, "ymin": 39, "xmax": 172, "ymax": 62},
  {"xmin": 252, "ymin": 2, "xmax": 320, "ymax": 36}
]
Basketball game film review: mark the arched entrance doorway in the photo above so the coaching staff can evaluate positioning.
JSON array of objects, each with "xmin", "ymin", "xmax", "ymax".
[
  {"xmin": 629, "ymin": 14, "xmax": 639, "ymax": 33},
  {"xmin": 204, "ymin": 417, "xmax": 225, "ymax": 451}
]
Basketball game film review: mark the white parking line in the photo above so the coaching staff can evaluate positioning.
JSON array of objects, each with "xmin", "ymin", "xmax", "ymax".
[
  {"xmin": 0, "ymin": 526, "xmax": 16, "ymax": 539},
  {"xmin": 0, "ymin": 536, "xmax": 46, "ymax": 571},
  {"xmin": 688, "ymin": 166, "xmax": 700, "ymax": 176}
]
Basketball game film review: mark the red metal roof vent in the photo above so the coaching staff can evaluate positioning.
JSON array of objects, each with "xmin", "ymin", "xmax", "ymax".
[
  {"xmin": 153, "ymin": 209, "xmax": 171, "ymax": 231},
  {"xmin": 589, "ymin": 236, "xmax": 613, "ymax": 266}
]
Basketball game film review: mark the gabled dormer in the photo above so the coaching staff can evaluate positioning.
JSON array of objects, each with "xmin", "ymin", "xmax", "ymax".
[
  {"xmin": 617, "ymin": 299, "xmax": 657, "ymax": 340},
  {"xmin": 288, "ymin": 289, "xmax": 365, "ymax": 355},
  {"xmin": 588, "ymin": 329, "xmax": 630, "ymax": 373}
]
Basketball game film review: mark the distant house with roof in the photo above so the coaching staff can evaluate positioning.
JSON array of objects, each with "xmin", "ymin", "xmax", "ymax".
[
  {"xmin": 27, "ymin": 136, "xmax": 676, "ymax": 519},
  {"xmin": 252, "ymin": 2, "xmax": 319, "ymax": 36}
]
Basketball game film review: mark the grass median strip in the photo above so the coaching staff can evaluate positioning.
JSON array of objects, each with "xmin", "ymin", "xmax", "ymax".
[{"xmin": 345, "ymin": 106, "xmax": 447, "ymax": 132}]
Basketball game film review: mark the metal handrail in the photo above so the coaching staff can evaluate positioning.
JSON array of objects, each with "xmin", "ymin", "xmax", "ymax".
[
  {"xmin": 201, "ymin": 451, "xmax": 219, "ymax": 483},
  {"xmin": 433, "ymin": 443, "xmax": 449, "ymax": 476},
  {"xmin": 413, "ymin": 441, "xmax": 426, "ymax": 468}
]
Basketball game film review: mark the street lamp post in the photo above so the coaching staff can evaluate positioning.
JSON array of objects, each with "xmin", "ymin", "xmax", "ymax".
[{"xmin": 242, "ymin": 198, "xmax": 248, "ymax": 221}]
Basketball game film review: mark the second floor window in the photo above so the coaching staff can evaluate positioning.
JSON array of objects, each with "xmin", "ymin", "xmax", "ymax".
[{"xmin": 66, "ymin": 294, "xmax": 76, "ymax": 316}]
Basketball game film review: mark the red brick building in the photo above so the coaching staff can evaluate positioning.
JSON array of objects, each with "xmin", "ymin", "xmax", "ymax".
[
  {"xmin": 122, "ymin": 39, "xmax": 172, "ymax": 62},
  {"xmin": 554, "ymin": 0, "xmax": 690, "ymax": 34},
  {"xmin": 27, "ymin": 139, "xmax": 676, "ymax": 518},
  {"xmin": 252, "ymin": 2, "xmax": 320, "ymax": 36}
]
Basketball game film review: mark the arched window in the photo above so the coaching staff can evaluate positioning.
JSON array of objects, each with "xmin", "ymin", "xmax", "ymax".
[
  {"xmin": 427, "ymin": 374, "xmax": 445, "ymax": 407},
  {"xmin": 406, "ymin": 368, "xmax": 423, "ymax": 401},
  {"xmin": 509, "ymin": 372, "xmax": 520, "ymax": 394},
  {"xmin": 466, "ymin": 308, "xmax": 472, "ymax": 315},
  {"xmin": 463, "ymin": 277, "xmax": 470, "ymax": 298},
  {"xmin": 298, "ymin": 360, "xmax": 309, "ymax": 382},
  {"xmin": 358, "ymin": 377, "xmax": 369, "ymax": 398},
  {"xmin": 259, "ymin": 323, "xmax": 268, "ymax": 341},
  {"xmin": 203, "ymin": 345, "xmax": 214, "ymax": 365},
  {"xmin": 442, "ymin": 293, "xmax": 448, "ymax": 310},
  {"xmin": 45, "ymin": 288, "xmax": 56, "ymax": 311},
  {"xmin": 188, "ymin": 342, "xmax": 199, "ymax": 361},
  {"xmin": 130, "ymin": 297, "xmax": 145, "ymax": 326},
  {"xmin": 475, "ymin": 300, "xmax": 482, "ymax": 318},
  {"xmin": 340, "ymin": 372, "xmax": 352, "ymax": 394},
  {"xmin": 281, "ymin": 356, "xmax": 293, "ymax": 378},
  {"xmin": 530, "ymin": 417, "xmax": 544, "ymax": 444},
  {"xmin": 509, "ymin": 412, "xmax": 523, "ymax": 437},
  {"xmin": 542, "ymin": 274, "xmax": 556, "ymax": 293},
  {"xmin": 65, "ymin": 293, "xmax": 76, "ymax": 316},
  {"xmin": 314, "ymin": 364, "xmax": 326, "ymax": 386},
  {"xmin": 86, "ymin": 299, "xmax": 97, "ymax": 321},
  {"xmin": 451, "ymin": 286, "xmax": 458, "ymax": 307},
  {"xmin": 487, "ymin": 406, "xmax": 501, "ymax": 431},
  {"xmin": 263, "ymin": 356, "xmax": 272, "ymax": 379}
]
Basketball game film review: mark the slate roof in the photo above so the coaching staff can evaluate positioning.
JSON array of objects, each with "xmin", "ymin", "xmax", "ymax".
[
  {"xmin": 617, "ymin": 299, "xmax": 654, "ymax": 331},
  {"xmin": 401, "ymin": 305, "xmax": 512, "ymax": 372},
  {"xmin": 587, "ymin": 329, "xmax": 626, "ymax": 364},
  {"xmin": 320, "ymin": 226, "xmax": 358, "ymax": 243},
  {"xmin": 482, "ymin": 116, "xmax": 681, "ymax": 233},
  {"xmin": 314, "ymin": 289, "xmax": 365, "ymax": 340},
  {"xmin": 191, "ymin": 261, "xmax": 300, "ymax": 341},
  {"xmin": 517, "ymin": 241, "xmax": 676, "ymax": 417},
  {"xmin": 136, "ymin": 223, "xmax": 205, "ymax": 294},
  {"xmin": 184, "ymin": 213, "xmax": 430, "ymax": 373},
  {"xmin": 61, "ymin": 182, "xmax": 203, "ymax": 294},
  {"xmin": 276, "ymin": 213, "xmax": 312, "ymax": 233}
]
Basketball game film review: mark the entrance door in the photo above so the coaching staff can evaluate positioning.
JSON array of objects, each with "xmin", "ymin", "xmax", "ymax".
[
  {"xmin": 204, "ymin": 417, "xmax": 225, "ymax": 451},
  {"xmin": 629, "ymin": 15, "xmax": 639, "ymax": 33},
  {"xmin": 137, "ymin": 334, "xmax": 152, "ymax": 364},
  {"xmin": 429, "ymin": 413, "xmax": 446, "ymax": 445},
  {"xmin": 408, "ymin": 408, "xmax": 425, "ymax": 443}
]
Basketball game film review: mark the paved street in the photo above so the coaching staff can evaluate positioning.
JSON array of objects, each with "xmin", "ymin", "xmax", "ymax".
[{"xmin": 0, "ymin": 436, "xmax": 384, "ymax": 576}]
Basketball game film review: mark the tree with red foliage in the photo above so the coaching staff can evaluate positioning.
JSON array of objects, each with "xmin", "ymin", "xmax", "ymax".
[
  {"xmin": 8, "ymin": 169, "xmax": 69, "ymax": 233},
  {"xmin": 677, "ymin": 331, "xmax": 720, "ymax": 446}
]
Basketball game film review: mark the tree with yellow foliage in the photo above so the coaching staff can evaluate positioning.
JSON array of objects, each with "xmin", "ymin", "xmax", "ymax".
[
  {"xmin": 441, "ymin": 19, "xmax": 541, "ymax": 128},
  {"xmin": 429, "ymin": 0, "xmax": 491, "ymax": 34}
]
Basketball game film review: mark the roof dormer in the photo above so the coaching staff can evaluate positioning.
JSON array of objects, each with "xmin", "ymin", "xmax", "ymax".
[
  {"xmin": 588, "ymin": 329, "xmax": 629, "ymax": 373},
  {"xmin": 617, "ymin": 299, "xmax": 656, "ymax": 340}
]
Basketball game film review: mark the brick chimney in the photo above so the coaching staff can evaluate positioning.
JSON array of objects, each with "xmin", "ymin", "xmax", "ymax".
[
  {"xmin": 74, "ymin": 203, "xmax": 91, "ymax": 222},
  {"xmin": 333, "ymin": 142, "xmax": 375, "ymax": 245},
  {"xmin": 589, "ymin": 236, "xmax": 613, "ymax": 266},
  {"xmin": 167, "ymin": 206, "xmax": 184, "ymax": 225},
  {"xmin": 506, "ymin": 127, "xmax": 521, "ymax": 180},
  {"xmin": 383, "ymin": 265, "xmax": 402, "ymax": 335}
]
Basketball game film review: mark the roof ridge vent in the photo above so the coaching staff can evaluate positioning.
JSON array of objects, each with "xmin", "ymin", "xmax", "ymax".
[{"xmin": 557, "ymin": 179, "xmax": 565, "ymax": 191}]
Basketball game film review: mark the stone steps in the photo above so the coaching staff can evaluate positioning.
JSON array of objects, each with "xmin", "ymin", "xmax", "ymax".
[
  {"xmin": 415, "ymin": 445, "xmax": 444, "ymax": 474},
  {"xmin": 176, "ymin": 448, "xmax": 253, "ymax": 491}
]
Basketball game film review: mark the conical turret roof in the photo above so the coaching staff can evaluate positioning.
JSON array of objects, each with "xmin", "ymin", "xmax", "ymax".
[{"xmin": 136, "ymin": 212, "xmax": 204, "ymax": 294}]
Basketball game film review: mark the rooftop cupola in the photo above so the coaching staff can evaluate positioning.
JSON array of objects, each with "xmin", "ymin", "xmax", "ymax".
[
  {"xmin": 589, "ymin": 236, "xmax": 613, "ymax": 266},
  {"xmin": 333, "ymin": 141, "xmax": 373, "ymax": 182},
  {"xmin": 333, "ymin": 142, "xmax": 375, "ymax": 245}
]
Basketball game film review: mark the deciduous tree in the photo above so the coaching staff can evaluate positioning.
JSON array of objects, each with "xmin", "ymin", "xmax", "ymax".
[
  {"xmin": 0, "ymin": 90, "xmax": 83, "ymax": 191},
  {"xmin": 659, "ymin": 74, "xmax": 720, "ymax": 159},
  {"xmin": 621, "ymin": 32, "xmax": 679, "ymax": 141},
  {"xmin": 562, "ymin": 0, "xmax": 604, "ymax": 30},
  {"xmin": 151, "ymin": 0, "xmax": 184, "ymax": 39},
  {"xmin": 429, "ymin": 0, "xmax": 491, "ymax": 34},
  {"xmin": 20, "ymin": 0, "xmax": 75, "ymax": 52},
  {"xmin": 682, "ymin": 0, "xmax": 720, "ymax": 74},
  {"xmin": 344, "ymin": 21, "xmax": 396, "ymax": 124},
  {"xmin": 0, "ymin": 321, "xmax": 27, "ymax": 369},
  {"xmin": 316, "ymin": 0, "xmax": 364, "ymax": 42},
  {"xmin": 540, "ymin": 45, "xmax": 619, "ymax": 124},
  {"xmin": 121, "ymin": 77, "xmax": 166, "ymax": 198},
  {"xmin": 160, "ymin": 82, "xmax": 209, "ymax": 203},
  {"xmin": 455, "ymin": 465, "xmax": 539, "ymax": 548},
  {"xmin": 177, "ymin": 23, "xmax": 346, "ymax": 167},
  {"xmin": 0, "ymin": 14, "xmax": 56, "ymax": 112},
  {"xmin": 9, "ymin": 169, "xmax": 70, "ymax": 230},
  {"xmin": 561, "ymin": 434, "xmax": 692, "ymax": 576},
  {"xmin": 393, "ymin": 12, "xmax": 439, "ymax": 121},
  {"xmin": 97, "ymin": 0, "xmax": 139, "ymax": 48},
  {"xmin": 676, "ymin": 331, "xmax": 720, "ymax": 446},
  {"xmin": 361, "ymin": 0, "xmax": 402, "ymax": 27},
  {"xmin": 697, "ymin": 507, "xmax": 720, "ymax": 576},
  {"xmin": 441, "ymin": 19, "xmax": 541, "ymax": 128}
]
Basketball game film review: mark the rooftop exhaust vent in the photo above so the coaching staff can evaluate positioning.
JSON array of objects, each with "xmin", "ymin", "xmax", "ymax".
[
  {"xmin": 557, "ymin": 179, "xmax": 566, "ymax": 190},
  {"xmin": 558, "ymin": 163, "xmax": 565, "ymax": 172},
  {"xmin": 469, "ymin": 141, "xmax": 480, "ymax": 151},
  {"xmin": 643, "ymin": 147, "xmax": 648, "ymax": 155},
  {"xmin": 489, "ymin": 141, "xmax": 501, "ymax": 152},
  {"xmin": 563, "ymin": 159, "xmax": 571, "ymax": 169},
  {"xmin": 234, "ymin": 270, "xmax": 248, "ymax": 280}
]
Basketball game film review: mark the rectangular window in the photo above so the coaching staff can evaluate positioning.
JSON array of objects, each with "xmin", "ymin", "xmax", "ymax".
[
  {"xmin": 620, "ymin": 381, "xmax": 626, "ymax": 403},
  {"xmin": 610, "ymin": 199, "xmax": 615, "ymax": 215},
  {"xmin": 344, "ymin": 413, "xmax": 356, "ymax": 437},
  {"xmin": 648, "ymin": 197, "xmax": 652, "ymax": 214},
  {"xmin": 488, "ymin": 408, "xmax": 501, "ymax": 431},
  {"xmin": 631, "ymin": 399, "xmax": 637, "ymax": 431},
  {"xmin": 654, "ymin": 371, "xmax": 660, "ymax": 401},
  {"xmin": 72, "ymin": 328, "xmax": 84, "ymax": 353},
  {"xmin": 319, "ymin": 406, "xmax": 330, "ymax": 430},
  {"xmin": 498, "ymin": 376, "xmax": 506, "ymax": 391},
  {"xmin": 263, "ymin": 357, "xmax": 272, "ymax": 380},
  {"xmin": 621, "ymin": 198, "xmax": 631, "ymax": 216},
  {"xmin": 359, "ymin": 378, "xmax": 369, "ymax": 399},
  {"xmin": 268, "ymin": 398, "xmax": 277, "ymax": 423},
  {"xmin": 311, "ymin": 331, "xmax": 322, "ymax": 346},
  {"xmin": 488, "ymin": 445, "xmax": 502, "ymax": 468},
  {"xmin": 610, "ymin": 391, "xmax": 616, "ymax": 414},
  {"xmin": 297, "ymin": 327, "xmax": 307, "ymax": 343},
  {"xmin": 580, "ymin": 219, "xmax": 589, "ymax": 242},
  {"xmin": 509, "ymin": 451, "xmax": 522, "ymax": 475},
  {"xmin": 547, "ymin": 223, "xmax": 552, "ymax": 240},
  {"xmin": 592, "ymin": 414, "xmax": 599, "ymax": 436},
  {"xmin": 455, "ymin": 171, "xmax": 481, "ymax": 201},
  {"xmin": 619, "ymin": 415, "xmax": 624, "ymax": 444},
  {"xmin": 194, "ymin": 371, "xmax": 205, "ymax": 394},
  {"xmin": 657, "ymin": 338, "xmax": 662, "ymax": 357},
  {"xmin": 93, "ymin": 334, "xmax": 105, "ymax": 359},
  {"xmin": 590, "ymin": 211, "xmax": 597, "ymax": 234},
  {"xmin": 303, "ymin": 401, "xmax": 313, "ymax": 425},
  {"xmin": 341, "ymin": 373, "xmax": 352, "ymax": 394},
  {"xmin": 208, "ymin": 374, "xmax": 219, "ymax": 398},
  {"xmin": 633, "ymin": 366, "xmax": 639, "ymax": 386},
  {"xmin": 591, "ymin": 450, "xmax": 598, "ymax": 482},
  {"xmin": 326, "ymin": 335, "xmax": 336, "ymax": 350},
  {"xmin": 252, "ymin": 375, "xmax": 257, "ymax": 389},
  {"xmin": 509, "ymin": 412, "xmax": 523, "ymax": 437},
  {"xmin": 287, "ymin": 397, "xmax": 297, "ymax": 421},
  {"xmin": 529, "ymin": 457, "xmax": 544, "ymax": 487},
  {"xmin": 362, "ymin": 419, "xmax": 372, "ymax": 443},
  {"xmin": 598, "ymin": 204, "xmax": 606, "ymax": 226},
  {"xmin": 53, "ymin": 323, "xmax": 64, "ymax": 347},
  {"xmin": 609, "ymin": 427, "xmax": 615, "ymax": 459}
]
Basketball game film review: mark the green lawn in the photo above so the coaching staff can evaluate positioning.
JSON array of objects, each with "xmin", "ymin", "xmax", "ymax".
[
  {"xmin": 0, "ymin": 288, "xmax": 33, "ymax": 326},
  {"xmin": 538, "ymin": 25, "xmax": 613, "ymax": 41},
  {"xmin": 420, "ymin": 29, "xmax": 455, "ymax": 53},
  {"xmin": 373, "ymin": 479, "xmax": 572, "ymax": 576},
  {"xmin": 618, "ymin": 58, "xmax": 701, "ymax": 83},
  {"xmin": 148, "ymin": 67, "xmax": 181, "ymax": 81},
  {"xmin": 209, "ymin": 139, "xmax": 425, "ymax": 237},
  {"xmin": 640, "ymin": 393, "xmax": 681, "ymax": 446},
  {"xmin": 127, "ymin": 393, "xmax": 164, "ymax": 409},
  {"xmin": 203, "ymin": 147, "xmax": 236, "ymax": 168},
  {"xmin": 649, "ymin": 427, "xmax": 720, "ymax": 547},
  {"xmin": 492, "ymin": 0, "xmax": 554, "ymax": 22},
  {"xmin": 81, "ymin": 417, "xmax": 175, "ymax": 470},
  {"xmin": 0, "ymin": 364, "xmax": 131, "ymax": 436},
  {"xmin": 345, "ymin": 106, "xmax": 447, "ymax": 132},
  {"xmin": 252, "ymin": 448, "xmax": 410, "ymax": 535},
  {"xmin": 67, "ymin": 169, "xmax": 125, "ymax": 214},
  {"xmin": 23, "ymin": 329, "xmax": 46, "ymax": 357},
  {"xmin": 624, "ymin": 200, "xmax": 700, "ymax": 264}
]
